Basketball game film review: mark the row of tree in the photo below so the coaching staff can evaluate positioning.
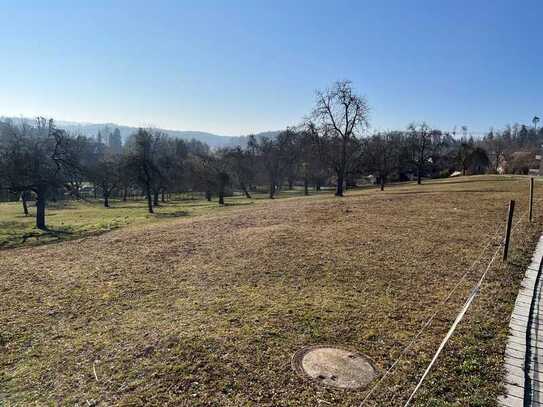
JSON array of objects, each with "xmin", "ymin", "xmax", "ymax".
[{"xmin": 1, "ymin": 81, "xmax": 541, "ymax": 230}]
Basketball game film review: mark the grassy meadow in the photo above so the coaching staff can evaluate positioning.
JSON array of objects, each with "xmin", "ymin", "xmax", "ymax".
[
  {"xmin": 0, "ymin": 189, "xmax": 329, "ymax": 249},
  {"xmin": 1, "ymin": 176, "xmax": 542, "ymax": 406}
]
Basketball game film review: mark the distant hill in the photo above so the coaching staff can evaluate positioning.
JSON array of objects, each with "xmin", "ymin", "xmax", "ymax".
[{"xmin": 0, "ymin": 117, "xmax": 281, "ymax": 148}]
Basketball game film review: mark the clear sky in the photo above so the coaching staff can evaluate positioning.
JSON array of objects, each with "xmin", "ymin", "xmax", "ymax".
[{"xmin": 1, "ymin": 0, "xmax": 542, "ymax": 136}]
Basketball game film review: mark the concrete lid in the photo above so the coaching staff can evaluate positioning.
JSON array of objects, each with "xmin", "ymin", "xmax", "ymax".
[{"xmin": 292, "ymin": 345, "xmax": 377, "ymax": 389}]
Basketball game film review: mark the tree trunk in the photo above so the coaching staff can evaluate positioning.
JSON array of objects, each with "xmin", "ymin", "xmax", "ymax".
[
  {"xmin": 36, "ymin": 191, "xmax": 46, "ymax": 230},
  {"xmin": 21, "ymin": 191, "xmax": 29, "ymax": 216},
  {"xmin": 240, "ymin": 182, "xmax": 252, "ymax": 199},
  {"xmin": 335, "ymin": 170, "xmax": 344, "ymax": 197},
  {"xmin": 161, "ymin": 189, "xmax": 165, "ymax": 203},
  {"xmin": 146, "ymin": 188, "xmax": 154, "ymax": 214},
  {"xmin": 269, "ymin": 181, "xmax": 275, "ymax": 199},
  {"xmin": 103, "ymin": 192, "xmax": 109, "ymax": 208},
  {"xmin": 122, "ymin": 186, "xmax": 128, "ymax": 202},
  {"xmin": 417, "ymin": 163, "xmax": 422, "ymax": 185},
  {"xmin": 304, "ymin": 178, "xmax": 309, "ymax": 196},
  {"xmin": 336, "ymin": 138, "xmax": 347, "ymax": 196},
  {"xmin": 153, "ymin": 190, "xmax": 159, "ymax": 206},
  {"xmin": 218, "ymin": 188, "xmax": 225, "ymax": 205}
]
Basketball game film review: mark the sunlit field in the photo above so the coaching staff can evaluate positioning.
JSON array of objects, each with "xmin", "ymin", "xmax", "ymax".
[{"xmin": 1, "ymin": 176, "xmax": 541, "ymax": 405}]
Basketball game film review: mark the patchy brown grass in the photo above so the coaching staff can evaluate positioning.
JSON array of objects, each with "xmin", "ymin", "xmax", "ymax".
[{"xmin": 1, "ymin": 176, "xmax": 541, "ymax": 406}]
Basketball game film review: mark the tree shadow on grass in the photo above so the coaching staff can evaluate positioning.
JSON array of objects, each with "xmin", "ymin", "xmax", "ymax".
[
  {"xmin": 153, "ymin": 211, "xmax": 190, "ymax": 218},
  {"xmin": 105, "ymin": 204, "xmax": 148, "ymax": 209},
  {"xmin": 19, "ymin": 227, "xmax": 73, "ymax": 244},
  {"xmin": 13, "ymin": 214, "xmax": 34, "ymax": 219},
  {"xmin": 43, "ymin": 227, "xmax": 73, "ymax": 235},
  {"xmin": 0, "ymin": 220, "xmax": 22, "ymax": 228},
  {"xmin": 223, "ymin": 201, "xmax": 254, "ymax": 207},
  {"xmin": 1, "ymin": 223, "xmax": 122, "ymax": 251}
]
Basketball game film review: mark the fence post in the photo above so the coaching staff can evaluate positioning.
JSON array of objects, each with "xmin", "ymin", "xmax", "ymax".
[
  {"xmin": 503, "ymin": 200, "xmax": 515, "ymax": 262},
  {"xmin": 529, "ymin": 177, "xmax": 534, "ymax": 222}
]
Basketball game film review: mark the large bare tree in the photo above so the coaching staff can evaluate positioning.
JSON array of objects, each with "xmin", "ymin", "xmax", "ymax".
[
  {"xmin": 0, "ymin": 118, "xmax": 81, "ymax": 229},
  {"xmin": 312, "ymin": 80, "xmax": 369, "ymax": 196}
]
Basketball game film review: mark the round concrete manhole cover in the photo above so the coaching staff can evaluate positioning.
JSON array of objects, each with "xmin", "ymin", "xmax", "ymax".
[{"xmin": 292, "ymin": 346, "xmax": 377, "ymax": 389}]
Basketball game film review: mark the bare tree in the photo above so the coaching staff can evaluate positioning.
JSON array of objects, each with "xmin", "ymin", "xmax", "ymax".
[
  {"xmin": 153, "ymin": 137, "xmax": 188, "ymax": 203},
  {"xmin": 0, "ymin": 118, "xmax": 80, "ymax": 229},
  {"xmin": 364, "ymin": 132, "xmax": 401, "ymax": 190},
  {"xmin": 190, "ymin": 151, "xmax": 231, "ymax": 205},
  {"xmin": 408, "ymin": 122, "xmax": 433, "ymax": 184},
  {"xmin": 124, "ymin": 129, "xmax": 163, "ymax": 214},
  {"xmin": 255, "ymin": 136, "xmax": 281, "ymax": 199},
  {"xmin": 455, "ymin": 139, "xmax": 474, "ymax": 176},
  {"xmin": 88, "ymin": 151, "xmax": 122, "ymax": 207},
  {"xmin": 312, "ymin": 80, "xmax": 369, "ymax": 196},
  {"xmin": 252, "ymin": 129, "xmax": 298, "ymax": 199},
  {"xmin": 483, "ymin": 129, "xmax": 506, "ymax": 173},
  {"xmin": 468, "ymin": 147, "xmax": 490, "ymax": 174},
  {"xmin": 222, "ymin": 146, "xmax": 254, "ymax": 198},
  {"xmin": 303, "ymin": 121, "xmax": 331, "ymax": 193}
]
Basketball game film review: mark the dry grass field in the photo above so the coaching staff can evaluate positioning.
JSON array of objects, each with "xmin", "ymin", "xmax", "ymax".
[{"xmin": 1, "ymin": 176, "xmax": 542, "ymax": 406}]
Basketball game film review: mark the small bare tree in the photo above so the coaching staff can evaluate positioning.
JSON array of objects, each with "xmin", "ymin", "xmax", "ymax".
[
  {"xmin": 364, "ymin": 132, "xmax": 401, "ymax": 190},
  {"xmin": 189, "ymin": 151, "xmax": 231, "ymax": 205},
  {"xmin": 88, "ymin": 151, "xmax": 122, "ymax": 207},
  {"xmin": 124, "ymin": 129, "xmax": 163, "ymax": 213},
  {"xmin": 222, "ymin": 146, "xmax": 254, "ymax": 199},
  {"xmin": 408, "ymin": 122, "xmax": 433, "ymax": 184},
  {"xmin": 483, "ymin": 129, "xmax": 506, "ymax": 173},
  {"xmin": 455, "ymin": 139, "xmax": 474, "ymax": 176}
]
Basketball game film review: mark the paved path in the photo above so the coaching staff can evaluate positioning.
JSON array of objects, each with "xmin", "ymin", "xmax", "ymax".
[{"xmin": 499, "ymin": 234, "xmax": 543, "ymax": 406}]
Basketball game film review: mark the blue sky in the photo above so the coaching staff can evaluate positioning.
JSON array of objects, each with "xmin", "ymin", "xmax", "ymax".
[{"xmin": 1, "ymin": 0, "xmax": 542, "ymax": 136}]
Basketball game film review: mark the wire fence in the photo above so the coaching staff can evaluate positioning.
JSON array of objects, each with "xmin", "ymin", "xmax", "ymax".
[{"xmin": 357, "ymin": 182, "xmax": 540, "ymax": 406}]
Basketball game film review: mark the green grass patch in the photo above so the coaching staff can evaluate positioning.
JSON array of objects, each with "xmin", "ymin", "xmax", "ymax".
[{"xmin": 0, "ymin": 188, "xmax": 334, "ymax": 249}]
